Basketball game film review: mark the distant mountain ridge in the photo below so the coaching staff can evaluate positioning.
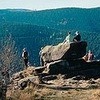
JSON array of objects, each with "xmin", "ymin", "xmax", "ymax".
[
  {"xmin": 0, "ymin": 7, "xmax": 100, "ymax": 31},
  {"xmin": 0, "ymin": 8, "xmax": 100, "ymax": 65}
]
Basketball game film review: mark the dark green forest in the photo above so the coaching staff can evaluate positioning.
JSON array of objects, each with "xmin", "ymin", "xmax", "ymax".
[{"xmin": 0, "ymin": 8, "xmax": 100, "ymax": 65}]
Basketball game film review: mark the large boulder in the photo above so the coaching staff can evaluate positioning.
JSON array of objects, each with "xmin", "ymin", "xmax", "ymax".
[
  {"xmin": 41, "ymin": 41, "xmax": 87, "ymax": 65},
  {"xmin": 43, "ymin": 59, "xmax": 86, "ymax": 75},
  {"xmin": 43, "ymin": 60, "xmax": 69, "ymax": 74}
]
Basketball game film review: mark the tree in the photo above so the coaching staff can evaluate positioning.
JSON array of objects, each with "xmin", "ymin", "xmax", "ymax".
[{"xmin": 0, "ymin": 34, "xmax": 22, "ymax": 79}]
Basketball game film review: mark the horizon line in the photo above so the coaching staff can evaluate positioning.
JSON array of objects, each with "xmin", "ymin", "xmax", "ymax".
[{"xmin": 0, "ymin": 7, "xmax": 99, "ymax": 11}]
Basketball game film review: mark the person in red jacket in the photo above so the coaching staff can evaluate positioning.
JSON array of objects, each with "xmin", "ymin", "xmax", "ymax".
[{"xmin": 87, "ymin": 50, "xmax": 94, "ymax": 62}]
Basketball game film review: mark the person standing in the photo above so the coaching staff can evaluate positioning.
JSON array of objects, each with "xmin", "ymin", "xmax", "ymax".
[
  {"xmin": 39, "ymin": 47, "xmax": 44, "ymax": 66},
  {"xmin": 73, "ymin": 31, "xmax": 81, "ymax": 42},
  {"xmin": 22, "ymin": 48, "xmax": 29, "ymax": 69}
]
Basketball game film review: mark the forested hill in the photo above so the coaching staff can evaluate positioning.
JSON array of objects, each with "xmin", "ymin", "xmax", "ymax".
[
  {"xmin": 0, "ymin": 8, "xmax": 100, "ymax": 32},
  {"xmin": 0, "ymin": 8, "xmax": 100, "ymax": 65}
]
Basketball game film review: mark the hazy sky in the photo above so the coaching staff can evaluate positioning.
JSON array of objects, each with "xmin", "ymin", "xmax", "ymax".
[{"xmin": 0, "ymin": 0, "xmax": 100, "ymax": 10}]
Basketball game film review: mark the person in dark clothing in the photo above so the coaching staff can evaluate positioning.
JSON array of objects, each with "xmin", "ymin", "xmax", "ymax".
[
  {"xmin": 22, "ymin": 48, "xmax": 29, "ymax": 69},
  {"xmin": 73, "ymin": 31, "xmax": 81, "ymax": 42}
]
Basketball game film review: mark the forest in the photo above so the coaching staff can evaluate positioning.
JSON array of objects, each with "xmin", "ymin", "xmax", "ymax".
[{"xmin": 0, "ymin": 7, "xmax": 100, "ymax": 65}]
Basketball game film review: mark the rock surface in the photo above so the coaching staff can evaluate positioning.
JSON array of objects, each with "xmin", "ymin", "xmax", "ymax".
[
  {"xmin": 41, "ymin": 41, "xmax": 87, "ymax": 64},
  {"xmin": 40, "ymin": 41, "xmax": 100, "ymax": 75},
  {"xmin": 7, "ymin": 41, "xmax": 100, "ymax": 95}
]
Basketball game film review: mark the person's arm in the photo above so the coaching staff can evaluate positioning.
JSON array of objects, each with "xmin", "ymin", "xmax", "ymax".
[
  {"xmin": 22, "ymin": 52, "xmax": 24, "ymax": 58},
  {"xmin": 73, "ymin": 37, "xmax": 77, "ymax": 42}
]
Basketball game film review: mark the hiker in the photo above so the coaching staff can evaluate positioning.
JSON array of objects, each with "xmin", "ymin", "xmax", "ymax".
[
  {"xmin": 63, "ymin": 31, "xmax": 73, "ymax": 43},
  {"xmin": 73, "ymin": 31, "xmax": 81, "ymax": 42},
  {"xmin": 39, "ymin": 47, "xmax": 44, "ymax": 66},
  {"xmin": 22, "ymin": 48, "xmax": 29, "ymax": 69},
  {"xmin": 87, "ymin": 50, "xmax": 94, "ymax": 62}
]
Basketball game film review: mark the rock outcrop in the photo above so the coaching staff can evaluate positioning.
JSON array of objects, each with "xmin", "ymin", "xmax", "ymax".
[
  {"xmin": 11, "ymin": 67, "xmax": 45, "ymax": 90},
  {"xmin": 40, "ymin": 41, "xmax": 100, "ymax": 75},
  {"xmin": 40, "ymin": 41, "xmax": 87, "ymax": 74},
  {"xmin": 7, "ymin": 40, "xmax": 100, "ymax": 93},
  {"xmin": 41, "ymin": 41, "xmax": 87, "ymax": 65}
]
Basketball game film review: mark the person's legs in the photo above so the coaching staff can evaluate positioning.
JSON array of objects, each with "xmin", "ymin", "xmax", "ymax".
[{"xmin": 24, "ymin": 59, "xmax": 28, "ymax": 69}]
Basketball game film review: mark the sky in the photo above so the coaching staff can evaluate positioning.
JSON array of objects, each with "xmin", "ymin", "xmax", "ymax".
[{"xmin": 0, "ymin": 0, "xmax": 100, "ymax": 10}]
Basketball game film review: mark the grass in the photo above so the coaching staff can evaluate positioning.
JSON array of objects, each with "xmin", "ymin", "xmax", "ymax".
[
  {"xmin": 6, "ymin": 83, "xmax": 100, "ymax": 100},
  {"xmin": 6, "ymin": 67, "xmax": 100, "ymax": 100}
]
